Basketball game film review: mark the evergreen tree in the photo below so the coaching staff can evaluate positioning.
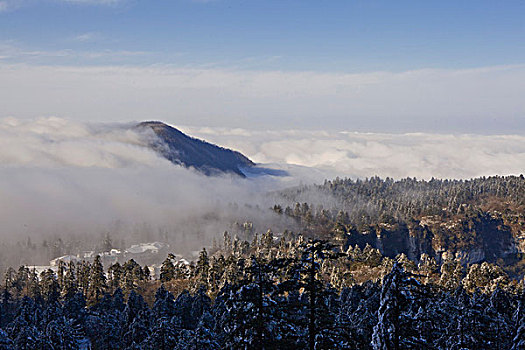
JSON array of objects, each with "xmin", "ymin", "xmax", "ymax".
[
  {"xmin": 122, "ymin": 291, "xmax": 151, "ymax": 348},
  {"xmin": 121, "ymin": 259, "xmax": 143, "ymax": 295},
  {"xmin": 152, "ymin": 285, "xmax": 175, "ymax": 320},
  {"xmin": 299, "ymin": 240, "xmax": 342, "ymax": 350},
  {"xmin": 186, "ymin": 311, "xmax": 220, "ymax": 349},
  {"xmin": 195, "ymin": 248, "xmax": 210, "ymax": 287},
  {"xmin": 26, "ymin": 269, "xmax": 41, "ymax": 301},
  {"xmin": 144, "ymin": 317, "xmax": 179, "ymax": 350},
  {"xmin": 160, "ymin": 257, "xmax": 175, "ymax": 283},
  {"xmin": 0, "ymin": 328, "xmax": 13, "ymax": 350},
  {"xmin": 512, "ymin": 292, "xmax": 525, "ymax": 350},
  {"xmin": 76, "ymin": 261, "xmax": 91, "ymax": 297},
  {"xmin": 39, "ymin": 269, "xmax": 59, "ymax": 303},
  {"xmin": 62, "ymin": 261, "xmax": 77, "ymax": 298},
  {"xmin": 372, "ymin": 263, "xmax": 427, "ymax": 350},
  {"xmin": 87, "ymin": 255, "xmax": 107, "ymax": 306},
  {"xmin": 44, "ymin": 316, "xmax": 81, "ymax": 349},
  {"xmin": 108, "ymin": 262, "xmax": 123, "ymax": 290},
  {"xmin": 219, "ymin": 256, "xmax": 281, "ymax": 349}
]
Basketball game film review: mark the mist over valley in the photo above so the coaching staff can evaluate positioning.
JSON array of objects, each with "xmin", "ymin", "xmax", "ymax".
[{"xmin": 1, "ymin": 116, "xmax": 525, "ymax": 271}]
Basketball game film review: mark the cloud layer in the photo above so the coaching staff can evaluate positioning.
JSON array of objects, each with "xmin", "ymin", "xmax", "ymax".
[
  {"xmin": 1, "ymin": 117, "xmax": 524, "ymax": 266},
  {"xmin": 1, "ymin": 63, "xmax": 524, "ymax": 134},
  {"xmin": 182, "ymin": 126, "xmax": 525, "ymax": 180},
  {"xmin": 0, "ymin": 117, "xmax": 166, "ymax": 168}
]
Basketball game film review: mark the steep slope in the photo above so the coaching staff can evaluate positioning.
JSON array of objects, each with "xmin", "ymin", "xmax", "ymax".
[{"xmin": 136, "ymin": 121, "xmax": 255, "ymax": 176}]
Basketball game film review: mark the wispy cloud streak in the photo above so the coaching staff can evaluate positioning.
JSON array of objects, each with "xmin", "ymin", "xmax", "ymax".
[{"xmin": 0, "ymin": 0, "xmax": 126, "ymax": 13}]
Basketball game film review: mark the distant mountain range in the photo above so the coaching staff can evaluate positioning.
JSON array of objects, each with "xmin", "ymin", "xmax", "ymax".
[{"xmin": 136, "ymin": 121, "xmax": 255, "ymax": 177}]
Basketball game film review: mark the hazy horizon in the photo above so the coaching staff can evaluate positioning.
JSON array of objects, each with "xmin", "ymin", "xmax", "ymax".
[{"xmin": 1, "ymin": 1, "xmax": 524, "ymax": 134}]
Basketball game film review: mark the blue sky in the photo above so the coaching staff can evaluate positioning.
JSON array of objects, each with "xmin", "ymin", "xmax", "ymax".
[
  {"xmin": 1, "ymin": 0, "xmax": 524, "ymax": 70},
  {"xmin": 0, "ymin": 0, "xmax": 524, "ymax": 133}
]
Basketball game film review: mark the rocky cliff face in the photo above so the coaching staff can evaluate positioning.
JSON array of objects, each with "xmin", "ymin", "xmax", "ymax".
[
  {"xmin": 345, "ymin": 212, "xmax": 520, "ymax": 265},
  {"xmin": 136, "ymin": 121, "xmax": 255, "ymax": 176},
  {"xmin": 281, "ymin": 176, "xmax": 525, "ymax": 277}
]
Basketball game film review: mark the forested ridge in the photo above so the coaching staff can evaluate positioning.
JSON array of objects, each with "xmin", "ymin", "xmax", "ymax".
[
  {"xmin": 2, "ymin": 175, "xmax": 525, "ymax": 349},
  {"xmin": 275, "ymin": 175, "xmax": 525, "ymax": 277}
]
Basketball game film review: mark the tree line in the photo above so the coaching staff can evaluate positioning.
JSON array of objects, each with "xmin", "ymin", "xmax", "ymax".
[{"xmin": 1, "ymin": 230, "xmax": 524, "ymax": 349}]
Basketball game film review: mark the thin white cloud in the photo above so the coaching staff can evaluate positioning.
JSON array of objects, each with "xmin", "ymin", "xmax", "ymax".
[
  {"xmin": 61, "ymin": 0, "xmax": 123, "ymax": 3},
  {"xmin": 72, "ymin": 32, "xmax": 100, "ymax": 42},
  {"xmin": 0, "ymin": 0, "xmax": 24, "ymax": 12},
  {"xmin": 0, "ymin": 0, "xmax": 125, "ymax": 13},
  {"xmin": 0, "ymin": 42, "xmax": 148, "ymax": 61},
  {"xmin": 0, "ymin": 62, "xmax": 524, "ymax": 134}
]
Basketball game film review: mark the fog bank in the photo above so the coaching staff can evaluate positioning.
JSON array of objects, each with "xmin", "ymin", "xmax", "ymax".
[
  {"xmin": 0, "ymin": 118, "xmax": 296, "ymax": 267},
  {"xmin": 183, "ymin": 126, "xmax": 525, "ymax": 180}
]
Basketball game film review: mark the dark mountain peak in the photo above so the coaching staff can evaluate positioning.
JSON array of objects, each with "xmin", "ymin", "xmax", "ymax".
[
  {"xmin": 138, "ymin": 121, "xmax": 185, "ymax": 136},
  {"xmin": 136, "ymin": 121, "xmax": 254, "ymax": 177}
]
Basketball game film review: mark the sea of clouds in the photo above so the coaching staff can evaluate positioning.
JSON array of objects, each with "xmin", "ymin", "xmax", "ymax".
[
  {"xmin": 183, "ymin": 126, "xmax": 525, "ymax": 180},
  {"xmin": 1, "ymin": 116, "xmax": 525, "ymax": 261}
]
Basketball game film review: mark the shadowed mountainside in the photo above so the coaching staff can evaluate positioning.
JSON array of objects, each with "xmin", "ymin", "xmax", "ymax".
[{"xmin": 137, "ymin": 121, "xmax": 255, "ymax": 176}]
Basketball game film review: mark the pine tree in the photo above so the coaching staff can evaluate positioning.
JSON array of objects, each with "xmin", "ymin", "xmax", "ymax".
[
  {"xmin": 261, "ymin": 230, "xmax": 274, "ymax": 256},
  {"xmin": 39, "ymin": 269, "xmax": 59, "ymax": 303},
  {"xmin": 8, "ymin": 296, "xmax": 44, "ymax": 349},
  {"xmin": 14, "ymin": 267, "xmax": 29, "ymax": 300},
  {"xmin": 207, "ymin": 256, "xmax": 224, "ymax": 296},
  {"xmin": 160, "ymin": 257, "xmax": 175, "ymax": 283},
  {"xmin": 0, "ymin": 328, "xmax": 13, "ymax": 349},
  {"xmin": 144, "ymin": 317, "xmax": 179, "ymax": 350},
  {"xmin": 195, "ymin": 248, "xmax": 210, "ymax": 287},
  {"xmin": 122, "ymin": 259, "xmax": 143, "ymax": 294},
  {"xmin": 63, "ymin": 292, "xmax": 86, "ymax": 330},
  {"xmin": 61, "ymin": 261, "xmax": 77, "ymax": 298},
  {"xmin": 298, "ymin": 239, "xmax": 342, "ymax": 350},
  {"xmin": 183, "ymin": 311, "xmax": 220, "ymax": 350},
  {"xmin": 512, "ymin": 292, "xmax": 525, "ymax": 350},
  {"xmin": 26, "ymin": 269, "xmax": 41, "ymax": 301},
  {"xmin": 108, "ymin": 262, "xmax": 123, "ymax": 290},
  {"xmin": 76, "ymin": 261, "xmax": 91, "ymax": 296},
  {"xmin": 87, "ymin": 255, "xmax": 107, "ymax": 306},
  {"xmin": 372, "ymin": 263, "xmax": 427, "ymax": 350},
  {"xmin": 44, "ymin": 316, "xmax": 81, "ymax": 349},
  {"xmin": 56, "ymin": 260, "xmax": 66, "ymax": 292},
  {"xmin": 220, "ymin": 256, "xmax": 281, "ymax": 349},
  {"xmin": 152, "ymin": 285, "xmax": 175, "ymax": 320},
  {"xmin": 172, "ymin": 290, "xmax": 194, "ymax": 331},
  {"xmin": 443, "ymin": 288, "xmax": 482, "ymax": 350},
  {"xmin": 122, "ymin": 291, "xmax": 151, "ymax": 348}
]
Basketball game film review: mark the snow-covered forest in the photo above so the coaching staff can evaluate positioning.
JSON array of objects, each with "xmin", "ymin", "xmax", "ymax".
[
  {"xmin": 1, "ymin": 232, "xmax": 524, "ymax": 349},
  {"xmin": 2, "ymin": 175, "xmax": 525, "ymax": 348}
]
